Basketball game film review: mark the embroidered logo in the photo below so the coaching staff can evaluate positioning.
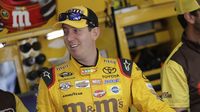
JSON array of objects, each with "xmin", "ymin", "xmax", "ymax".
[
  {"xmin": 93, "ymin": 90, "xmax": 106, "ymax": 98},
  {"xmin": 60, "ymin": 82, "xmax": 72, "ymax": 90},
  {"xmin": 104, "ymin": 79, "xmax": 120, "ymax": 84},
  {"xmin": 123, "ymin": 60, "xmax": 130, "ymax": 71},
  {"xmin": 103, "ymin": 67, "xmax": 116, "ymax": 74},
  {"xmin": 75, "ymin": 80, "xmax": 90, "ymax": 88},
  {"xmin": 111, "ymin": 86, "xmax": 120, "ymax": 94},
  {"xmin": 59, "ymin": 72, "xmax": 73, "ymax": 77},
  {"xmin": 43, "ymin": 71, "xmax": 51, "ymax": 79},
  {"xmin": 91, "ymin": 79, "xmax": 102, "ymax": 85},
  {"xmin": 81, "ymin": 68, "xmax": 97, "ymax": 75}
]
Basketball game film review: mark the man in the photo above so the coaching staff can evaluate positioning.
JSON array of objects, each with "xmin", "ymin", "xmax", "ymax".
[
  {"xmin": 0, "ymin": 89, "xmax": 28, "ymax": 112},
  {"xmin": 161, "ymin": 0, "xmax": 200, "ymax": 112},
  {"xmin": 37, "ymin": 6, "xmax": 174, "ymax": 112}
]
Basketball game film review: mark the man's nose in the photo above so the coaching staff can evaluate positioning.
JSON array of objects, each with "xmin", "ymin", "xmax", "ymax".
[{"xmin": 67, "ymin": 30, "xmax": 76, "ymax": 41}]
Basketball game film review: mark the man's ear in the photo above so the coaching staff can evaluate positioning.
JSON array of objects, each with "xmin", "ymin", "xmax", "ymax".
[
  {"xmin": 91, "ymin": 27, "xmax": 100, "ymax": 40},
  {"xmin": 184, "ymin": 12, "xmax": 195, "ymax": 24}
]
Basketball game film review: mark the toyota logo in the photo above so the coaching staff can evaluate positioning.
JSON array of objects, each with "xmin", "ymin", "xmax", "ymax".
[{"xmin": 103, "ymin": 67, "xmax": 116, "ymax": 74}]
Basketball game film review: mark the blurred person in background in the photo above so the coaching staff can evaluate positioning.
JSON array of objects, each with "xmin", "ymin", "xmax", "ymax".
[
  {"xmin": 161, "ymin": 0, "xmax": 200, "ymax": 112},
  {"xmin": 0, "ymin": 89, "xmax": 28, "ymax": 112}
]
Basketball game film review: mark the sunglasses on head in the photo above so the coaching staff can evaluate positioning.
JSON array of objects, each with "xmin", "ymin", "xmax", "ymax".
[
  {"xmin": 58, "ymin": 11, "xmax": 89, "ymax": 21},
  {"xmin": 58, "ymin": 11, "xmax": 96, "ymax": 27}
]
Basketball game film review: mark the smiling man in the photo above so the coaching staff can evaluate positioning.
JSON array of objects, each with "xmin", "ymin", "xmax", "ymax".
[{"xmin": 37, "ymin": 6, "xmax": 174, "ymax": 112}]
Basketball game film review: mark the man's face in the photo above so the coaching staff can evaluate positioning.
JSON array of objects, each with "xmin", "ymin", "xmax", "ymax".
[
  {"xmin": 193, "ymin": 0, "xmax": 200, "ymax": 30},
  {"xmin": 193, "ymin": 10, "xmax": 200, "ymax": 31},
  {"xmin": 62, "ymin": 24, "xmax": 96, "ymax": 59},
  {"xmin": 192, "ymin": 9, "xmax": 200, "ymax": 44}
]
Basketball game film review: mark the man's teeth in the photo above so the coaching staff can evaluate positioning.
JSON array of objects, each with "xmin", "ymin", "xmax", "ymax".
[{"xmin": 71, "ymin": 44, "xmax": 78, "ymax": 48}]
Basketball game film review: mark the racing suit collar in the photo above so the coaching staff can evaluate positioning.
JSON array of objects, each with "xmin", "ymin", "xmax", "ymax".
[{"xmin": 71, "ymin": 49, "xmax": 102, "ymax": 69}]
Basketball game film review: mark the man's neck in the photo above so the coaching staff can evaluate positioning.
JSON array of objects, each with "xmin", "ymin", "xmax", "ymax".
[
  {"xmin": 77, "ymin": 49, "xmax": 98, "ymax": 66},
  {"xmin": 186, "ymin": 27, "xmax": 200, "ymax": 44}
]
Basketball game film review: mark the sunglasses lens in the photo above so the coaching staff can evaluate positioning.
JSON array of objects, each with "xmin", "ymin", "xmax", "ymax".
[
  {"xmin": 59, "ymin": 12, "xmax": 84, "ymax": 21},
  {"xmin": 58, "ymin": 11, "xmax": 96, "ymax": 26},
  {"xmin": 58, "ymin": 13, "xmax": 67, "ymax": 21},
  {"xmin": 68, "ymin": 12, "xmax": 81, "ymax": 21}
]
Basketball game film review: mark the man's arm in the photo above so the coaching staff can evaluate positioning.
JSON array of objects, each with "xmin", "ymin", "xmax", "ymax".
[
  {"xmin": 37, "ymin": 78, "xmax": 56, "ymax": 112},
  {"xmin": 161, "ymin": 60, "xmax": 189, "ymax": 110},
  {"xmin": 131, "ymin": 63, "xmax": 175, "ymax": 112}
]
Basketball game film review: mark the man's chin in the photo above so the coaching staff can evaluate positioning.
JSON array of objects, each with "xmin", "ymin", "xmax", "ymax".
[{"xmin": 70, "ymin": 52, "xmax": 80, "ymax": 58}]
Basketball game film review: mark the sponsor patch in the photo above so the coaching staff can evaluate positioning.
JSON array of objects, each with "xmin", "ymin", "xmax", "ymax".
[
  {"xmin": 91, "ymin": 79, "xmax": 102, "ymax": 85},
  {"xmin": 146, "ymin": 83, "xmax": 160, "ymax": 99},
  {"xmin": 80, "ymin": 67, "xmax": 97, "ymax": 75},
  {"xmin": 1, "ymin": 9, "xmax": 9, "ymax": 19},
  {"xmin": 59, "ymin": 82, "xmax": 72, "ymax": 90},
  {"xmin": 56, "ymin": 64, "xmax": 68, "ymax": 71},
  {"xmin": 43, "ymin": 71, "xmax": 51, "ymax": 79},
  {"xmin": 107, "ymin": 85, "xmax": 122, "ymax": 96},
  {"xmin": 123, "ymin": 60, "xmax": 131, "ymax": 71},
  {"xmin": 63, "ymin": 92, "xmax": 83, "ymax": 97},
  {"xmin": 161, "ymin": 92, "xmax": 172, "ymax": 98},
  {"xmin": 103, "ymin": 67, "xmax": 116, "ymax": 74},
  {"xmin": 104, "ymin": 59, "xmax": 116, "ymax": 64},
  {"xmin": 118, "ymin": 59, "xmax": 133, "ymax": 77},
  {"xmin": 59, "ymin": 72, "xmax": 73, "ymax": 77},
  {"xmin": 75, "ymin": 80, "xmax": 90, "ymax": 88},
  {"xmin": 111, "ymin": 86, "xmax": 120, "ymax": 94},
  {"xmin": 104, "ymin": 79, "xmax": 120, "ymax": 84},
  {"xmin": 146, "ymin": 83, "xmax": 154, "ymax": 90},
  {"xmin": 102, "ymin": 74, "xmax": 119, "ymax": 79},
  {"xmin": 41, "ymin": 68, "xmax": 54, "ymax": 88},
  {"xmin": 93, "ymin": 90, "xmax": 106, "ymax": 98}
]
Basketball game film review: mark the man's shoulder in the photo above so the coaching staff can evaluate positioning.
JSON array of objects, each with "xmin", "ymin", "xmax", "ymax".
[
  {"xmin": 117, "ymin": 58, "xmax": 134, "ymax": 77},
  {"xmin": 41, "ymin": 62, "xmax": 70, "ymax": 88},
  {"xmin": 40, "ymin": 67, "xmax": 55, "ymax": 88},
  {"xmin": 165, "ymin": 42, "xmax": 183, "ymax": 63}
]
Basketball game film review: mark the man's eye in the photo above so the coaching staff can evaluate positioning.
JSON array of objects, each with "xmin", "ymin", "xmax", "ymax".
[{"xmin": 73, "ymin": 29, "xmax": 80, "ymax": 33}]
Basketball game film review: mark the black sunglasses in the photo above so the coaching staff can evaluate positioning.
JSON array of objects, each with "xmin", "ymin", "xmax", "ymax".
[
  {"xmin": 58, "ymin": 11, "xmax": 96, "ymax": 27},
  {"xmin": 58, "ymin": 12, "xmax": 89, "ymax": 21}
]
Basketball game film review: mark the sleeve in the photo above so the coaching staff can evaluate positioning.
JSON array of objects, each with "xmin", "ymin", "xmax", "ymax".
[
  {"xmin": 36, "ymin": 78, "xmax": 56, "ymax": 112},
  {"xmin": 161, "ymin": 60, "xmax": 189, "ymax": 108},
  {"xmin": 14, "ymin": 95, "xmax": 29, "ymax": 112},
  {"xmin": 131, "ymin": 63, "xmax": 175, "ymax": 112}
]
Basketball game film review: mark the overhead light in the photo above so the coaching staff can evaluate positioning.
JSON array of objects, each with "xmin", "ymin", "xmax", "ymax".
[
  {"xmin": 46, "ymin": 29, "xmax": 64, "ymax": 40},
  {"xmin": 0, "ymin": 43, "xmax": 6, "ymax": 48}
]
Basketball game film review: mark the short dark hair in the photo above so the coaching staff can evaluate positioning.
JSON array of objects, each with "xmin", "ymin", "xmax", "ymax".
[
  {"xmin": 86, "ymin": 8, "xmax": 99, "ymax": 28},
  {"xmin": 88, "ymin": 26, "xmax": 94, "ymax": 31},
  {"xmin": 177, "ymin": 9, "xmax": 199, "ymax": 28}
]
